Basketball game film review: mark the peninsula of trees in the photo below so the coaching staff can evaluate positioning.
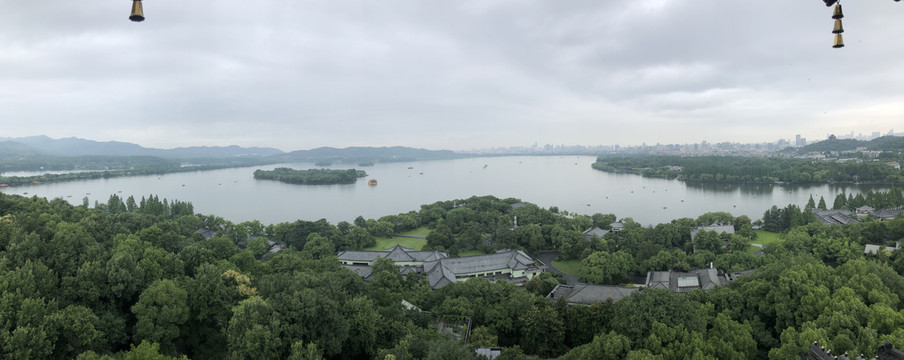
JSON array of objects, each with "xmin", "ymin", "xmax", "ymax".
[
  {"xmin": 0, "ymin": 163, "xmax": 250, "ymax": 188},
  {"xmin": 592, "ymin": 154, "xmax": 904, "ymax": 184},
  {"xmin": 252, "ymin": 168, "xmax": 367, "ymax": 185}
]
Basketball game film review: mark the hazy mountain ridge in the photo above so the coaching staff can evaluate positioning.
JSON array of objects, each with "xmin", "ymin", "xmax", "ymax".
[
  {"xmin": 0, "ymin": 140, "xmax": 41, "ymax": 157},
  {"xmin": 278, "ymin": 146, "xmax": 464, "ymax": 163},
  {"xmin": 0, "ymin": 136, "xmax": 284, "ymax": 159},
  {"xmin": 0, "ymin": 136, "xmax": 463, "ymax": 164}
]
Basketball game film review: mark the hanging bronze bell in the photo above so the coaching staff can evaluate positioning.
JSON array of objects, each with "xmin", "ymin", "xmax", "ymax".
[
  {"xmin": 832, "ymin": 3, "xmax": 844, "ymax": 19},
  {"xmin": 832, "ymin": 19, "xmax": 844, "ymax": 34},
  {"xmin": 129, "ymin": 0, "xmax": 145, "ymax": 22},
  {"xmin": 833, "ymin": 34, "xmax": 845, "ymax": 48}
]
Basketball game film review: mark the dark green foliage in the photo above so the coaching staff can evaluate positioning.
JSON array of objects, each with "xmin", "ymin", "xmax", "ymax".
[{"xmin": 6, "ymin": 190, "xmax": 904, "ymax": 359}]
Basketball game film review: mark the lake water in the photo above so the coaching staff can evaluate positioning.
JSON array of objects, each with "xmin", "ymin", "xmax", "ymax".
[{"xmin": 0, "ymin": 156, "xmax": 889, "ymax": 226}]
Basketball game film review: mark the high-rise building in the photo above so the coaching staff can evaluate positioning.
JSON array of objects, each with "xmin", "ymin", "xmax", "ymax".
[{"xmin": 795, "ymin": 134, "xmax": 802, "ymax": 147}]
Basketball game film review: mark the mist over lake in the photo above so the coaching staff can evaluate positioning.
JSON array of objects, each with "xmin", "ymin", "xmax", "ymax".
[{"xmin": 0, "ymin": 156, "xmax": 888, "ymax": 225}]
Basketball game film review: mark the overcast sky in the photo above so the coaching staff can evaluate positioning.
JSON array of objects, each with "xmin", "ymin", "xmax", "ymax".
[{"xmin": 2, "ymin": 1, "xmax": 902, "ymax": 151}]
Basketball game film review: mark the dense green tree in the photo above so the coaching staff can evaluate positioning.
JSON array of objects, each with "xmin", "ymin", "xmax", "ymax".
[
  {"xmin": 580, "ymin": 251, "xmax": 634, "ymax": 285},
  {"xmin": 469, "ymin": 326, "xmax": 498, "ymax": 348},
  {"xmin": 610, "ymin": 289, "xmax": 705, "ymax": 343},
  {"xmin": 226, "ymin": 296, "xmax": 283, "ymax": 360},
  {"xmin": 834, "ymin": 193, "xmax": 848, "ymax": 210},
  {"xmin": 345, "ymin": 227, "xmax": 375, "ymax": 249},
  {"xmin": 1, "ymin": 325, "xmax": 53, "ymax": 360},
  {"xmin": 303, "ymin": 233, "xmax": 335, "ymax": 260},
  {"xmin": 131, "ymin": 279, "xmax": 190, "ymax": 354},
  {"xmin": 288, "ymin": 342, "xmax": 325, "ymax": 360},
  {"xmin": 694, "ymin": 230, "xmax": 724, "ymax": 254},
  {"xmin": 520, "ymin": 303, "xmax": 565, "ymax": 357}
]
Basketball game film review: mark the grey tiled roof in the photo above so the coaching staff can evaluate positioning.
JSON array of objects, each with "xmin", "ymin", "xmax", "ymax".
[
  {"xmin": 342, "ymin": 264, "xmax": 373, "ymax": 278},
  {"xmin": 547, "ymin": 283, "xmax": 640, "ymax": 305},
  {"xmin": 424, "ymin": 249, "xmax": 544, "ymax": 289},
  {"xmin": 338, "ymin": 247, "xmax": 544, "ymax": 290},
  {"xmin": 431, "ymin": 250, "xmax": 536, "ymax": 274},
  {"xmin": 690, "ymin": 225, "xmax": 735, "ymax": 241},
  {"xmin": 336, "ymin": 245, "xmax": 449, "ymax": 263},
  {"xmin": 814, "ymin": 209, "xmax": 859, "ymax": 226},
  {"xmin": 583, "ymin": 227, "xmax": 610, "ymax": 240},
  {"xmin": 195, "ymin": 228, "xmax": 217, "ymax": 240},
  {"xmin": 875, "ymin": 209, "xmax": 904, "ymax": 220},
  {"xmin": 645, "ymin": 268, "xmax": 723, "ymax": 292}
]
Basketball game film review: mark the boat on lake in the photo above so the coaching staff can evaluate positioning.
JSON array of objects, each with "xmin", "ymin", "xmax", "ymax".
[{"xmin": 368, "ymin": 179, "xmax": 378, "ymax": 186}]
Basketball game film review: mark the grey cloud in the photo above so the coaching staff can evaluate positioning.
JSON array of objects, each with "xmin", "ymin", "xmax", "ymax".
[{"xmin": 1, "ymin": 0, "xmax": 902, "ymax": 149}]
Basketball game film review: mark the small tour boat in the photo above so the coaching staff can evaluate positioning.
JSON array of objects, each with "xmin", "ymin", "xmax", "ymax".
[{"xmin": 368, "ymin": 179, "xmax": 378, "ymax": 186}]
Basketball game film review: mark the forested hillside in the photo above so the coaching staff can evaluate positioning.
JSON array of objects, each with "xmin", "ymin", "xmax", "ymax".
[
  {"xmin": 792, "ymin": 135, "xmax": 904, "ymax": 154},
  {"xmin": 2, "ymin": 192, "xmax": 904, "ymax": 359}
]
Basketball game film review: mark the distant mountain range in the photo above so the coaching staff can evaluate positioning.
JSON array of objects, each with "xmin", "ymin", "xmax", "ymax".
[
  {"xmin": 0, "ymin": 136, "xmax": 463, "ymax": 164},
  {"xmin": 0, "ymin": 136, "xmax": 284, "ymax": 159},
  {"xmin": 276, "ymin": 146, "xmax": 463, "ymax": 164}
]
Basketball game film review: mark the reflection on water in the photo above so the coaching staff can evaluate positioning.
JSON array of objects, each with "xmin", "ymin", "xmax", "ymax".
[
  {"xmin": 685, "ymin": 181, "xmax": 890, "ymax": 198},
  {"xmin": 0, "ymin": 156, "xmax": 890, "ymax": 226}
]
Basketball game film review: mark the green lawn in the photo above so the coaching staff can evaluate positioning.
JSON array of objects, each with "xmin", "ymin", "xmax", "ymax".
[
  {"xmin": 457, "ymin": 250, "xmax": 485, "ymax": 257},
  {"xmin": 748, "ymin": 230, "xmax": 782, "ymax": 253},
  {"xmin": 399, "ymin": 227, "xmax": 431, "ymax": 237},
  {"xmin": 552, "ymin": 260, "xmax": 582, "ymax": 277},
  {"xmin": 753, "ymin": 230, "xmax": 782, "ymax": 246},
  {"xmin": 365, "ymin": 227, "xmax": 430, "ymax": 251}
]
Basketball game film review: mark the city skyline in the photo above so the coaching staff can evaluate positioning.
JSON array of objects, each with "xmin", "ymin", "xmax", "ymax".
[{"xmin": 2, "ymin": 1, "xmax": 903, "ymax": 151}]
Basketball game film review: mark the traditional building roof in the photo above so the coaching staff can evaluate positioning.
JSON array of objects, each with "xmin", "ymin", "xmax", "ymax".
[
  {"xmin": 874, "ymin": 209, "xmax": 904, "ymax": 221},
  {"xmin": 336, "ymin": 245, "xmax": 449, "ymax": 264},
  {"xmin": 725, "ymin": 269, "xmax": 756, "ymax": 283},
  {"xmin": 645, "ymin": 268, "xmax": 723, "ymax": 293},
  {"xmin": 339, "ymin": 247, "xmax": 544, "ymax": 290},
  {"xmin": 583, "ymin": 227, "xmax": 610, "ymax": 240},
  {"xmin": 195, "ymin": 228, "xmax": 217, "ymax": 240},
  {"xmin": 342, "ymin": 264, "xmax": 374, "ymax": 278},
  {"xmin": 865, "ymin": 243, "xmax": 900, "ymax": 255},
  {"xmin": 690, "ymin": 225, "xmax": 735, "ymax": 242},
  {"xmin": 546, "ymin": 283, "xmax": 640, "ymax": 305},
  {"xmin": 423, "ymin": 249, "xmax": 544, "ymax": 289},
  {"xmin": 814, "ymin": 209, "xmax": 859, "ymax": 226}
]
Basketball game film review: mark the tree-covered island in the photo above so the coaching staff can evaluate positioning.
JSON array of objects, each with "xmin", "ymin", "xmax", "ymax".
[{"xmin": 253, "ymin": 167, "xmax": 367, "ymax": 185}]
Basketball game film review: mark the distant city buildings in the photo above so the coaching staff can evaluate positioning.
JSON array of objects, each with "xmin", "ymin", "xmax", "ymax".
[{"xmin": 465, "ymin": 129, "xmax": 900, "ymax": 156}]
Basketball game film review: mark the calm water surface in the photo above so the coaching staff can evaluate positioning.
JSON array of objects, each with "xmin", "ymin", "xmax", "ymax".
[{"xmin": 0, "ymin": 156, "xmax": 888, "ymax": 225}]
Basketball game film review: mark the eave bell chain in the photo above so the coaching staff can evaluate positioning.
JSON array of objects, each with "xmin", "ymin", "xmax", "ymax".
[
  {"xmin": 832, "ymin": 3, "xmax": 844, "ymax": 19},
  {"xmin": 831, "ymin": 2, "xmax": 843, "ymax": 49},
  {"xmin": 832, "ymin": 19, "xmax": 844, "ymax": 34},
  {"xmin": 129, "ymin": 0, "xmax": 145, "ymax": 22}
]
